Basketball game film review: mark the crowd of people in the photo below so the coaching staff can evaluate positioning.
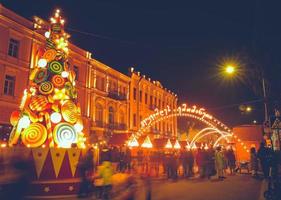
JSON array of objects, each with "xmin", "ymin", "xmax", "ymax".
[{"xmin": 98, "ymin": 145, "xmax": 238, "ymax": 181}]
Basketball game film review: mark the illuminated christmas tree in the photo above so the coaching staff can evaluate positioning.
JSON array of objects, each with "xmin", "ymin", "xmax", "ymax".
[{"xmin": 9, "ymin": 9, "xmax": 85, "ymax": 148}]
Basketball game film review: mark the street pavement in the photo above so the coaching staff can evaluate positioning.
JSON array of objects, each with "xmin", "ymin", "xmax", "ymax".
[
  {"xmin": 135, "ymin": 174, "xmax": 264, "ymax": 200},
  {"xmin": 70, "ymin": 174, "xmax": 265, "ymax": 200}
]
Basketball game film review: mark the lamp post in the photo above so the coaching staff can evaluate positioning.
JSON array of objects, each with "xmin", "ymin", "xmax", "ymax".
[{"xmin": 222, "ymin": 64, "xmax": 269, "ymax": 123}]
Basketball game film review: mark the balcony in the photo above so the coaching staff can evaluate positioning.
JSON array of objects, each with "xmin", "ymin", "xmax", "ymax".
[
  {"xmin": 149, "ymin": 104, "xmax": 157, "ymax": 111},
  {"xmin": 108, "ymin": 91, "xmax": 127, "ymax": 101},
  {"xmin": 107, "ymin": 123, "xmax": 127, "ymax": 130},
  {"xmin": 92, "ymin": 121, "xmax": 105, "ymax": 128}
]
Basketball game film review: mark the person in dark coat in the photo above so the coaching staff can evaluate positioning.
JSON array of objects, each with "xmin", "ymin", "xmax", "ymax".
[
  {"xmin": 257, "ymin": 142, "xmax": 270, "ymax": 178},
  {"xmin": 225, "ymin": 147, "xmax": 236, "ymax": 175},
  {"xmin": 205, "ymin": 149, "xmax": 215, "ymax": 179},
  {"xmin": 250, "ymin": 147, "xmax": 258, "ymax": 177},
  {"xmin": 196, "ymin": 148, "xmax": 206, "ymax": 178},
  {"xmin": 186, "ymin": 149, "xmax": 194, "ymax": 177},
  {"xmin": 78, "ymin": 148, "xmax": 94, "ymax": 198},
  {"xmin": 181, "ymin": 150, "xmax": 188, "ymax": 178}
]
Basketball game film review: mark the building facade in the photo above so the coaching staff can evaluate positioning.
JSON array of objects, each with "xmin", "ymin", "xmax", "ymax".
[
  {"xmin": 129, "ymin": 68, "xmax": 178, "ymax": 138},
  {"xmin": 88, "ymin": 59, "xmax": 130, "ymax": 143},
  {"xmin": 0, "ymin": 4, "xmax": 177, "ymax": 143}
]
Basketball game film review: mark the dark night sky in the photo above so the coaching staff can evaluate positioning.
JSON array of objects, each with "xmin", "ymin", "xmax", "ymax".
[{"xmin": 2, "ymin": 0, "xmax": 281, "ymax": 127}]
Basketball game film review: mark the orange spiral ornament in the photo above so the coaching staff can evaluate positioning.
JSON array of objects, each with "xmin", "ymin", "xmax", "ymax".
[
  {"xmin": 43, "ymin": 49, "xmax": 57, "ymax": 62},
  {"xmin": 52, "ymin": 75, "xmax": 65, "ymax": 88},
  {"xmin": 29, "ymin": 95, "xmax": 49, "ymax": 111},
  {"xmin": 61, "ymin": 100, "xmax": 78, "ymax": 123},
  {"xmin": 21, "ymin": 123, "xmax": 47, "ymax": 147},
  {"xmin": 39, "ymin": 81, "xmax": 54, "ymax": 95}
]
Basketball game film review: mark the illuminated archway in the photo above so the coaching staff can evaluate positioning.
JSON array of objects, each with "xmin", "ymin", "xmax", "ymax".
[{"xmin": 134, "ymin": 104, "xmax": 249, "ymax": 151}]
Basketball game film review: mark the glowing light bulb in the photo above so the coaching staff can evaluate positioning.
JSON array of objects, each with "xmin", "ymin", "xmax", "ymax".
[
  {"xmin": 19, "ymin": 115, "xmax": 30, "ymax": 129},
  {"xmin": 50, "ymin": 112, "xmax": 62, "ymax": 124},
  {"xmin": 61, "ymin": 71, "xmax": 69, "ymax": 78},
  {"xmin": 44, "ymin": 31, "xmax": 50, "ymax": 38},
  {"xmin": 74, "ymin": 123, "xmax": 83, "ymax": 132},
  {"xmin": 38, "ymin": 59, "xmax": 47, "ymax": 68}
]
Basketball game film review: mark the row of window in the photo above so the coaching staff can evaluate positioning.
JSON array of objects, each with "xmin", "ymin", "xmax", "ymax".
[
  {"xmin": 95, "ymin": 104, "xmax": 126, "ymax": 125},
  {"xmin": 96, "ymin": 75, "xmax": 127, "ymax": 95},
  {"xmin": 133, "ymin": 87, "xmax": 173, "ymax": 108}
]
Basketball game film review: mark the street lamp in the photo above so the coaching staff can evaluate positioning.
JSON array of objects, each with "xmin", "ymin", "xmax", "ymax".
[
  {"xmin": 222, "ymin": 64, "xmax": 269, "ymax": 122},
  {"xmin": 246, "ymin": 106, "xmax": 252, "ymax": 113},
  {"xmin": 225, "ymin": 65, "xmax": 235, "ymax": 75}
]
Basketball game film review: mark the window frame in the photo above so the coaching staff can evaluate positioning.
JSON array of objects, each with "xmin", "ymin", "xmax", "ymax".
[
  {"xmin": 4, "ymin": 75, "xmax": 15, "ymax": 96},
  {"xmin": 8, "ymin": 38, "xmax": 20, "ymax": 58}
]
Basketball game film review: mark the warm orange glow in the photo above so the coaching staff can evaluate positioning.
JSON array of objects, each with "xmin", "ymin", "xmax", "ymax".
[
  {"xmin": 173, "ymin": 140, "xmax": 181, "ymax": 149},
  {"xmin": 128, "ymin": 135, "xmax": 139, "ymax": 147},
  {"xmin": 165, "ymin": 139, "xmax": 173, "ymax": 149},
  {"xmin": 141, "ymin": 136, "xmax": 152, "ymax": 148}
]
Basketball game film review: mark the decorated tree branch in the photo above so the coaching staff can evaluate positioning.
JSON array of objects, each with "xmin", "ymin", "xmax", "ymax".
[{"xmin": 9, "ymin": 9, "xmax": 85, "ymax": 148}]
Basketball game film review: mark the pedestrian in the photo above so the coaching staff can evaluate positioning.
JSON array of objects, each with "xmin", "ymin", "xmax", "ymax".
[
  {"xmin": 171, "ymin": 151, "xmax": 178, "ymax": 181},
  {"xmin": 205, "ymin": 148, "xmax": 216, "ymax": 179},
  {"xmin": 225, "ymin": 147, "xmax": 236, "ymax": 175},
  {"xmin": 186, "ymin": 149, "xmax": 194, "ymax": 177},
  {"xmin": 181, "ymin": 150, "xmax": 188, "ymax": 178},
  {"xmin": 98, "ymin": 160, "xmax": 113, "ymax": 200},
  {"xmin": 250, "ymin": 147, "xmax": 258, "ymax": 177},
  {"xmin": 119, "ymin": 151, "xmax": 126, "ymax": 172},
  {"xmin": 257, "ymin": 142, "xmax": 270, "ymax": 179},
  {"xmin": 125, "ymin": 147, "xmax": 132, "ymax": 173},
  {"xmin": 215, "ymin": 146, "xmax": 226, "ymax": 180},
  {"xmin": 196, "ymin": 148, "xmax": 206, "ymax": 178},
  {"xmin": 78, "ymin": 148, "xmax": 94, "ymax": 198}
]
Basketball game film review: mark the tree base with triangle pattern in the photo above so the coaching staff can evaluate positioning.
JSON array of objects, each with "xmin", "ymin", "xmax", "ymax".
[{"xmin": 0, "ymin": 147, "xmax": 88, "ymax": 198}]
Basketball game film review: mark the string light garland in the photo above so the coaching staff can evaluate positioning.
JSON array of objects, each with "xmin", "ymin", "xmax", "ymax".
[{"xmin": 135, "ymin": 103, "xmax": 249, "ymax": 152}]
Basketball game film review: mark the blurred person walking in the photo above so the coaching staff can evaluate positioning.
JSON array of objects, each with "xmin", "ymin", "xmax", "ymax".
[
  {"xmin": 250, "ymin": 147, "xmax": 259, "ymax": 177},
  {"xmin": 215, "ymin": 146, "xmax": 226, "ymax": 180}
]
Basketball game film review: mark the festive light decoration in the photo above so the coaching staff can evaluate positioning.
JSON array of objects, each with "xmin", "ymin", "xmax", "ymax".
[
  {"xmin": 21, "ymin": 123, "xmax": 47, "ymax": 147},
  {"xmin": 191, "ymin": 143, "xmax": 197, "ymax": 149},
  {"xmin": 8, "ymin": 9, "xmax": 85, "ymax": 148},
  {"xmin": 52, "ymin": 75, "xmax": 65, "ymax": 88},
  {"xmin": 74, "ymin": 119, "xmax": 83, "ymax": 132},
  {"xmin": 43, "ymin": 49, "xmax": 57, "ymax": 62},
  {"xmin": 38, "ymin": 58, "xmax": 48, "ymax": 68},
  {"xmin": 53, "ymin": 88, "xmax": 69, "ymax": 100},
  {"xmin": 53, "ymin": 122, "xmax": 78, "ymax": 147},
  {"xmin": 18, "ymin": 115, "xmax": 31, "ymax": 129},
  {"xmin": 39, "ymin": 81, "xmax": 54, "ymax": 95},
  {"xmin": 186, "ymin": 142, "xmax": 191, "ymax": 149},
  {"xmin": 165, "ymin": 139, "xmax": 173, "ymax": 149},
  {"xmin": 34, "ymin": 69, "xmax": 49, "ymax": 83},
  {"xmin": 127, "ymin": 134, "xmax": 139, "ymax": 147},
  {"xmin": 174, "ymin": 140, "xmax": 181, "ymax": 149},
  {"xmin": 135, "ymin": 103, "xmax": 250, "ymax": 153},
  {"xmin": 50, "ymin": 112, "xmax": 62, "ymax": 124},
  {"xmin": 61, "ymin": 71, "xmax": 69, "ymax": 78},
  {"xmin": 141, "ymin": 135, "xmax": 153, "ymax": 148},
  {"xmin": 10, "ymin": 111, "xmax": 21, "ymax": 126},
  {"xmin": 44, "ymin": 31, "xmax": 50, "ymax": 38}
]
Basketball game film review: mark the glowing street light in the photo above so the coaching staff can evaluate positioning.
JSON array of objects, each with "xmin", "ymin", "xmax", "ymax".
[
  {"xmin": 246, "ymin": 106, "xmax": 252, "ymax": 112},
  {"xmin": 225, "ymin": 65, "xmax": 235, "ymax": 75},
  {"xmin": 219, "ymin": 58, "xmax": 269, "ymax": 122}
]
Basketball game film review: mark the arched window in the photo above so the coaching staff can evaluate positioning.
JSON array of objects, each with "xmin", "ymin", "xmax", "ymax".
[
  {"xmin": 108, "ymin": 106, "xmax": 114, "ymax": 124},
  {"xmin": 95, "ymin": 103, "xmax": 103, "ymax": 122}
]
